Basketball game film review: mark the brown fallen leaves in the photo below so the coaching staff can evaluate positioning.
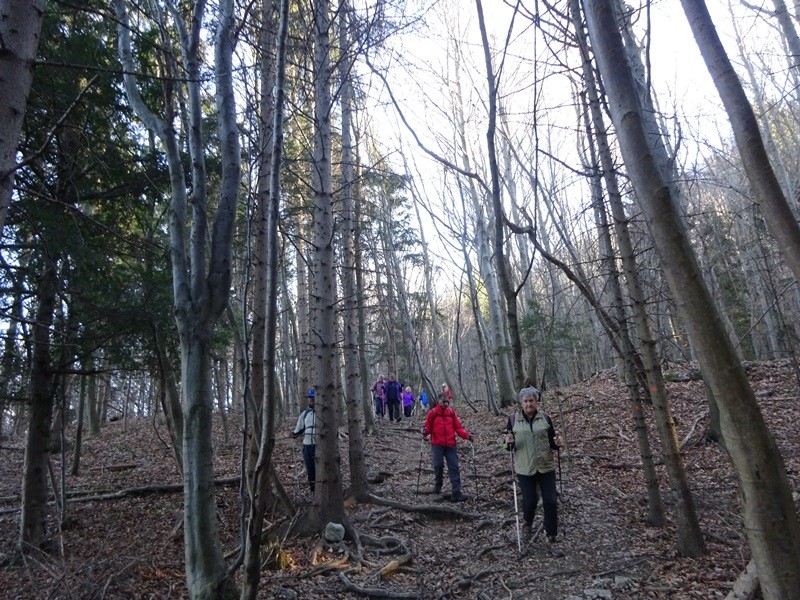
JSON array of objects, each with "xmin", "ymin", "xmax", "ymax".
[{"xmin": 1, "ymin": 360, "xmax": 798, "ymax": 598}]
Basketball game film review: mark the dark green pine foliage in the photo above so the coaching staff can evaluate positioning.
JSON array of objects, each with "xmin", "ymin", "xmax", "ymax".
[{"xmin": 2, "ymin": 2, "xmax": 176, "ymax": 427}]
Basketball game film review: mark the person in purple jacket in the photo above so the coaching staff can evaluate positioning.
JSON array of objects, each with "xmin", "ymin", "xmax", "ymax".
[{"xmin": 402, "ymin": 386, "xmax": 415, "ymax": 417}]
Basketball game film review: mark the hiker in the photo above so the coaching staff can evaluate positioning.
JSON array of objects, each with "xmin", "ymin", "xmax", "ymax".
[
  {"xmin": 384, "ymin": 374, "xmax": 403, "ymax": 422},
  {"xmin": 504, "ymin": 386, "xmax": 563, "ymax": 551},
  {"xmin": 441, "ymin": 383, "xmax": 453, "ymax": 402},
  {"xmin": 419, "ymin": 389, "xmax": 430, "ymax": 413},
  {"xmin": 423, "ymin": 392, "xmax": 473, "ymax": 502},
  {"xmin": 291, "ymin": 388, "xmax": 317, "ymax": 492},
  {"xmin": 371, "ymin": 374, "xmax": 386, "ymax": 419},
  {"xmin": 402, "ymin": 386, "xmax": 415, "ymax": 417}
]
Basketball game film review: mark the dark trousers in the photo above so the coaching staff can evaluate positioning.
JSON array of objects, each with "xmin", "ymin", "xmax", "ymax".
[
  {"xmin": 387, "ymin": 399, "xmax": 401, "ymax": 421},
  {"xmin": 403, "ymin": 405, "xmax": 413, "ymax": 417},
  {"xmin": 302, "ymin": 443, "xmax": 316, "ymax": 492},
  {"xmin": 431, "ymin": 445, "xmax": 461, "ymax": 494},
  {"xmin": 374, "ymin": 396, "xmax": 384, "ymax": 417},
  {"xmin": 517, "ymin": 469, "xmax": 557, "ymax": 536}
]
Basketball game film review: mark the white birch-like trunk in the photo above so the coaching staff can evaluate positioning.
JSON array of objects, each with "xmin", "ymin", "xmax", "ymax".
[{"xmin": 114, "ymin": 0, "xmax": 240, "ymax": 596}]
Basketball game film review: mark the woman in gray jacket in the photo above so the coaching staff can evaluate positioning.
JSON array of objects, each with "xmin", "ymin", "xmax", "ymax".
[{"xmin": 504, "ymin": 386, "xmax": 563, "ymax": 551}]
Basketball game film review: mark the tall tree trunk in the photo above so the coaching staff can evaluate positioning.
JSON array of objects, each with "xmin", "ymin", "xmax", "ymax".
[
  {"xmin": 448, "ymin": 34, "xmax": 515, "ymax": 404},
  {"xmin": 115, "ymin": 1, "xmax": 240, "ymax": 596},
  {"xmin": 19, "ymin": 260, "xmax": 57, "ymax": 552},
  {"xmin": 311, "ymin": 0, "xmax": 345, "ymax": 527},
  {"xmin": 681, "ymin": 0, "xmax": 800, "ymax": 285},
  {"xmin": 586, "ymin": 2, "xmax": 800, "ymax": 595},
  {"xmin": 475, "ymin": 0, "xmax": 525, "ymax": 389},
  {"xmin": 572, "ymin": 0, "xmax": 706, "ymax": 555},
  {"xmin": 240, "ymin": 0, "xmax": 287, "ymax": 594},
  {"xmin": 0, "ymin": 0, "xmax": 45, "ymax": 232},
  {"xmin": 339, "ymin": 1, "xmax": 369, "ymax": 500}
]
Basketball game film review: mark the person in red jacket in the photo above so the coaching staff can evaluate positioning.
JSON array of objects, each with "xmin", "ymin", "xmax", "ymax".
[{"xmin": 423, "ymin": 392, "xmax": 473, "ymax": 502}]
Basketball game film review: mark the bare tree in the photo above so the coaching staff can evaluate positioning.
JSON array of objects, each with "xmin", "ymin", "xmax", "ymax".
[
  {"xmin": 114, "ymin": 0, "xmax": 240, "ymax": 596},
  {"xmin": 681, "ymin": 0, "xmax": 800, "ymax": 285},
  {"xmin": 585, "ymin": 1, "xmax": 800, "ymax": 596}
]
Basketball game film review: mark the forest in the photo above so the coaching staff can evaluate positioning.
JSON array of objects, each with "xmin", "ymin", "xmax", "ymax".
[{"xmin": 0, "ymin": 0, "xmax": 799, "ymax": 598}]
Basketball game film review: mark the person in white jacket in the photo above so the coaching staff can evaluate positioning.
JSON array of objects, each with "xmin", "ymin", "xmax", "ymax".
[{"xmin": 291, "ymin": 388, "xmax": 317, "ymax": 492}]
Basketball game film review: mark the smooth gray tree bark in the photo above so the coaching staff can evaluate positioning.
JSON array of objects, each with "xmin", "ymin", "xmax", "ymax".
[
  {"xmin": 115, "ymin": 0, "xmax": 240, "ymax": 596},
  {"xmin": 681, "ymin": 0, "xmax": 800, "ymax": 286},
  {"xmin": 586, "ymin": 1, "xmax": 800, "ymax": 595}
]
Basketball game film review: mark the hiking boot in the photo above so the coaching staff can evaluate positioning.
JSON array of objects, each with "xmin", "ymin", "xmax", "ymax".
[
  {"xmin": 451, "ymin": 491, "xmax": 467, "ymax": 502},
  {"xmin": 547, "ymin": 535, "xmax": 564, "ymax": 558},
  {"xmin": 433, "ymin": 484, "xmax": 442, "ymax": 494}
]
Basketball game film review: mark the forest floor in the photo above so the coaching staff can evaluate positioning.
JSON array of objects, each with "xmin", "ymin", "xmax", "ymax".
[{"xmin": 1, "ymin": 361, "xmax": 799, "ymax": 599}]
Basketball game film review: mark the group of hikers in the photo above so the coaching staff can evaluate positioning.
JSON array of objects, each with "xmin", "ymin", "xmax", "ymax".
[
  {"xmin": 370, "ymin": 373, "xmax": 448, "ymax": 421},
  {"xmin": 291, "ymin": 378, "xmax": 564, "ymax": 555}
]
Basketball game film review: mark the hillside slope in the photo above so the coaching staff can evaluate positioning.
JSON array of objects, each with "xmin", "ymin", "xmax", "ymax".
[{"xmin": 1, "ymin": 362, "xmax": 798, "ymax": 599}]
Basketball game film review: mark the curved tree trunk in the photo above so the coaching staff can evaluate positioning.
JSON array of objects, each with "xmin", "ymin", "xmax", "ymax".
[
  {"xmin": 115, "ymin": 0, "xmax": 240, "ymax": 596},
  {"xmin": 586, "ymin": 1, "xmax": 800, "ymax": 595},
  {"xmin": 475, "ymin": 0, "xmax": 525, "ymax": 390},
  {"xmin": 240, "ymin": 0, "xmax": 285, "ymax": 596},
  {"xmin": 681, "ymin": 0, "xmax": 800, "ymax": 285},
  {"xmin": 572, "ymin": 0, "xmax": 705, "ymax": 556}
]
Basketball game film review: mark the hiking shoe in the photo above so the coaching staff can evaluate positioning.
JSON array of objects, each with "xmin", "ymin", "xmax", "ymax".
[
  {"xmin": 433, "ymin": 485, "xmax": 442, "ymax": 494},
  {"xmin": 547, "ymin": 535, "xmax": 564, "ymax": 557},
  {"xmin": 451, "ymin": 491, "xmax": 467, "ymax": 502}
]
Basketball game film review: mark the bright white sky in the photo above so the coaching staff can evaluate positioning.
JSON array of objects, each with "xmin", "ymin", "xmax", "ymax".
[{"xmin": 355, "ymin": 0, "xmax": 791, "ymax": 288}]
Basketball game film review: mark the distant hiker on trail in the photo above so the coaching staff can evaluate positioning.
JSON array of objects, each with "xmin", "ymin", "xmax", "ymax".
[
  {"xmin": 423, "ymin": 392, "xmax": 472, "ymax": 502},
  {"xmin": 371, "ymin": 374, "xmax": 386, "ymax": 419},
  {"xmin": 402, "ymin": 386, "xmax": 415, "ymax": 418},
  {"xmin": 291, "ymin": 388, "xmax": 317, "ymax": 493},
  {"xmin": 419, "ymin": 389, "xmax": 429, "ymax": 413},
  {"xmin": 384, "ymin": 374, "xmax": 403, "ymax": 422},
  {"xmin": 441, "ymin": 383, "xmax": 453, "ymax": 402},
  {"xmin": 503, "ymin": 386, "xmax": 563, "ymax": 554}
]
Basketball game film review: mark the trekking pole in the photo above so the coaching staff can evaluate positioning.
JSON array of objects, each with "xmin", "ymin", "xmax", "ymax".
[
  {"xmin": 511, "ymin": 451, "xmax": 521, "ymax": 552},
  {"xmin": 415, "ymin": 435, "xmax": 425, "ymax": 497}
]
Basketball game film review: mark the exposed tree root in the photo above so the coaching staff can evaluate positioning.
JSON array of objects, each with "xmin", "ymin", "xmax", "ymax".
[
  {"xmin": 364, "ymin": 493, "xmax": 476, "ymax": 520},
  {"xmin": 338, "ymin": 569, "xmax": 420, "ymax": 599}
]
